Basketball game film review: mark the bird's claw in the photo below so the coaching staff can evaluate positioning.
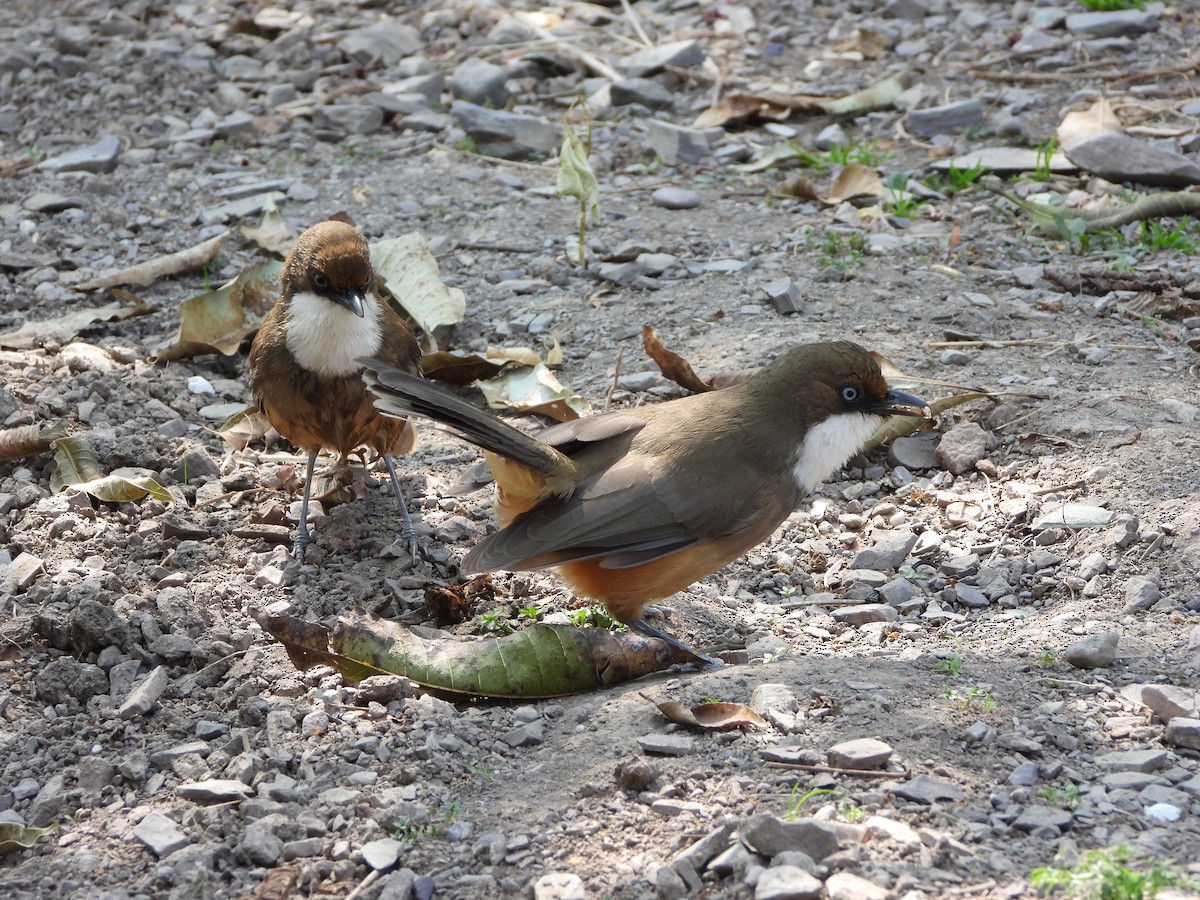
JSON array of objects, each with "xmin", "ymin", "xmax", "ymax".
[{"xmin": 631, "ymin": 618, "xmax": 723, "ymax": 668}]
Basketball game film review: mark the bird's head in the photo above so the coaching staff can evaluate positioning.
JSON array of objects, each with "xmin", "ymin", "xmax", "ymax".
[{"xmin": 282, "ymin": 219, "xmax": 373, "ymax": 318}]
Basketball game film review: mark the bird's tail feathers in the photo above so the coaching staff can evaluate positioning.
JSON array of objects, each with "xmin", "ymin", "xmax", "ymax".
[{"xmin": 360, "ymin": 358, "xmax": 571, "ymax": 479}]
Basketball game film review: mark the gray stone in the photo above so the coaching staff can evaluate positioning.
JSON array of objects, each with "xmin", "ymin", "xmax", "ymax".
[
  {"xmin": 1164, "ymin": 717, "xmax": 1200, "ymax": 751},
  {"xmin": 201, "ymin": 191, "xmax": 287, "ymax": 226},
  {"xmin": 119, "ymin": 666, "xmax": 171, "ymax": 719},
  {"xmin": 1065, "ymin": 9, "xmax": 1158, "ymax": 39},
  {"xmin": 891, "ymin": 774, "xmax": 965, "ymax": 804},
  {"xmin": 673, "ymin": 822, "xmax": 735, "ymax": 874},
  {"xmin": 887, "ymin": 433, "xmax": 939, "ymax": 470},
  {"xmin": 176, "ymin": 780, "xmax": 253, "ymax": 802},
  {"xmin": 68, "ymin": 599, "xmax": 133, "ymax": 652},
  {"xmin": 814, "ymin": 124, "xmax": 850, "ymax": 150},
  {"xmin": 38, "ymin": 135, "xmax": 121, "ymax": 174},
  {"xmin": 135, "ymin": 812, "xmax": 190, "ymax": 858},
  {"xmin": 1102, "ymin": 771, "xmax": 1162, "ymax": 791},
  {"xmin": 385, "ymin": 73, "xmax": 444, "ymax": 104},
  {"xmin": 936, "ymin": 422, "xmax": 988, "ymax": 475},
  {"xmin": 177, "ymin": 447, "xmax": 220, "ymax": 483},
  {"xmin": 1013, "ymin": 805, "xmax": 1073, "ymax": 833},
  {"xmin": 932, "ymin": 146, "xmax": 1075, "ymax": 176},
  {"xmin": 1064, "ymin": 132, "xmax": 1200, "ymax": 188},
  {"xmin": 452, "ymin": 57, "xmax": 509, "ymax": 108},
  {"xmin": 656, "ymin": 862, "xmax": 688, "ymax": 900},
  {"xmin": 313, "ymin": 104, "xmax": 384, "ymax": 135},
  {"xmin": 1144, "ymin": 802, "xmax": 1180, "ymax": 822},
  {"xmin": 739, "ymin": 815, "xmax": 840, "ymax": 861},
  {"xmin": 242, "ymin": 819, "xmax": 283, "ymax": 866},
  {"xmin": 1062, "ymin": 632, "xmax": 1118, "ymax": 669},
  {"xmin": 763, "ymin": 277, "xmax": 802, "ymax": 315},
  {"xmin": 851, "ymin": 530, "xmax": 917, "ymax": 571},
  {"xmin": 1031, "ymin": 503, "xmax": 1113, "ymax": 532},
  {"xmin": 651, "ymin": 187, "xmax": 702, "ymax": 210},
  {"xmin": 878, "ymin": 578, "xmax": 921, "ymax": 606},
  {"xmin": 954, "ymin": 584, "xmax": 989, "ymax": 608},
  {"xmin": 22, "ymin": 192, "xmax": 82, "ymax": 213},
  {"xmin": 365, "ymin": 92, "xmax": 431, "ymax": 116},
  {"xmin": 77, "ymin": 756, "xmax": 117, "ymax": 795},
  {"xmin": 832, "ymin": 604, "xmax": 897, "ymax": 626},
  {"xmin": 534, "ymin": 872, "xmax": 585, "ymax": 900},
  {"xmin": 1094, "ymin": 749, "xmax": 1168, "ymax": 773},
  {"xmin": 1140, "ymin": 685, "xmax": 1199, "ymax": 723},
  {"xmin": 35, "ymin": 656, "xmax": 109, "ymax": 703},
  {"xmin": 749, "ymin": 683, "xmax": 798, "ymax": 716},
  {"xmin": 1123, "ymin": 576, "xmax": 1161, "ymax": 613},
  {"xmin": 825, "ymin": 871, "xmax": 889, "ymax": 900},
  {"xmin": 638, "ymin": 734, "xmax": 698, "ymax": 756},
  {"xmin": 500, "ymin": 722, "xmax": 544, "ymax": 747},
  {"xmin": 906, "ymin": 99, "xmax": 984, "ymax": 139},
  {"xmin": 1008, "ymin": 762, "xmax": 1039, "ymax": 786},
  {"xmin": 1139, "ymin": 783, "xmax": 1190, "ymax": 807},
  {"xmin": 379, "ymin": 869, "xmax": 418, "ymax": 900},
  {"xmin": 611, "ymin": 78, "xmax": 673, "ymax": 110},
  {"xmin": 399, "ymin": 109, "xmax": 453, "ymax": 133},
  {"xmin": 940, "ymin": 349, "xmax": 971, "ymax": 366},
  {"xmin": 755, "ymin": 865, "xmax": 822, "ymax": 900},
  {"xmin": 451, "ymin": 101, "xmax": 560, "ymax": 159},
  {"xmin": 28, "ymin": 774, "xmax": 69, "ymax": 827},
  {"xmin": 883, "ymin": 0, "xmax": 928, "ymax": 20},
  {"xmin": 622, "ymin": 40, "xmax": 705, "ymax": 77},
  {"xmin": 340, "ymin": 22, "xmax": 422, "ymax": 66},
  {"xmin": 362, "ymin": 837, "xmax": 404, "ymax": 871},
  {"xmin": 826, "ymin": 738, "xmax": 893, "ymax": 770},
  {"xmin": 645, "ymin": 120, "xmax": 714, "ymax": 165}
]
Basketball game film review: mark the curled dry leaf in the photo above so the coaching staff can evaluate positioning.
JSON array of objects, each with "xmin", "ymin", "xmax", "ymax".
[
  {"xmin": 310, "ymin": 464, "xmax": 370, "ymax": 507},
  {"xmin": 695, "ymin": 73, "xmax": 908, "ymax": 130},
  {"xmin": 864, "ymin": 391, "xmax": 994, "ymax": 451},
  {"xmin": 476, "ymin": 362, "xmax": 590, "ymax": 422},
  {"xmin": 154, "ymin": 259, "xmax": 284, "ymax": 361},
  {"xmin": 0, "ymin": 419, "xmax": 68, "ymax": 462},
  {"xmin": 425, "ymin": 574, "xmax": 499, "ymax": 626},
  {"xmin": 50, "ymin": 435, "xmax": 173, "ymax": 503},
  {"xmin": 0, "ymin": 299, "xmax": 155, "ymax": 351},
  {"xmin": 75, "ymin": 231, "xmax": 230, "ymax": 291},
  {"xmin": 213, "ymin": 407, "xmax": 273, "ymax": 450},
  {"xmin": 260, "ymin": 610, "xmax": 702, "ymax": 698},
  {"xmin": 780, "ymin": 164, "xmax": 885, "ymax": 205},
  {"xmin": 652, "ymin": 697, "xmax": 767, "ymax": 730},
  {"xmin": 420, "ymin": 351, "xmax": 507, "ymax": 385},
  {"xmin": 371, "ymin": 233, "xmax": 466, "ymax": 342},
  {"xmin": 240, "ymin": 196, "xmax": 297, "ymax": 256},
  {"xmin": 642, "ymin": 324, "xmax": 714, "ymax": 393},
  {"xmin": 1057, "ymin": 97, "xmax": 1122, "ymax": 152}
]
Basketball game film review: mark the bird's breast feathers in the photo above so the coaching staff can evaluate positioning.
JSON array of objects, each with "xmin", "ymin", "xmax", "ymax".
[
  {"xmin": 790, "ymin": 412, "xmax": 880, "ymax": 494},
  {"xmin": 284, "ymin": 290, "xmax": 383, "ymax": 377}
]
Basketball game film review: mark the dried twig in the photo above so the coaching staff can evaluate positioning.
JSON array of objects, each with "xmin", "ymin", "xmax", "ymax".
[{"xmin": 764, "ymin": 762, "xmax": 910, "ymax": 779}]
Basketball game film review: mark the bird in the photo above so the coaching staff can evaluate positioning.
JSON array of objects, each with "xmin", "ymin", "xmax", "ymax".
[
  {"xmin": 360, "ymin": 341, "xmax": 930, "ymax": 661},
  {"xmin": 248, "ymin": 216, "xmax": 423, "ymax": 562}
]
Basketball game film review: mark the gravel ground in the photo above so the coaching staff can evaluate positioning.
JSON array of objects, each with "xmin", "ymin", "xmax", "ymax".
[{"xmin": 3, "ymin": 1, "xmax": 1200, "ymax": 899}]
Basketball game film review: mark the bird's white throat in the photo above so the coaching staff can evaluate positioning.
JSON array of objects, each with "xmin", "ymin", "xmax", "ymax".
[
  {"xmin": 791, "ymin": 412, "xmax": 881, "ymax": 494},
  {"xmin": 285, "ymin": 290, "xmax": 383, "ymax": 377}
]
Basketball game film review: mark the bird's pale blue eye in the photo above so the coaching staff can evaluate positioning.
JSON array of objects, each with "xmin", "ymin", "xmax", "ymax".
[{"xmin": 840, "ymin": 386, "xmax": 861, "ymax": 404}]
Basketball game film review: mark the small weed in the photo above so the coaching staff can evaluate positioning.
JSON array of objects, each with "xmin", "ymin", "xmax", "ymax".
[
  {"xmin": 454, "ymin": 135, "xmax": 479, "ymax": 154},
  {"xmin": 209, "ymin": 139, "xmax": 226, "ymax": 154},
  {"xmin": 1036, "ymin": 785, "xmax": 1082, "ymax": 809},
  {"xmin": 1140, "ymin": 218, "xmax": 1196, "ymax": 254},
  {"xmin": 1075, "ymin": 0, "xmax": 1143, "ymax": 10},
  {"xmin": 1142, "ymin": 316, "xmax": 1165, "ymax": 339},
  {"xmin": 945, "ymin": 685, "xmax": 996, "ymax": 713},
  {"xmin": 786, "ymin": 786, "xmax": 834, "ymax": 822},
  {"xmin": 942, "ymin": 161, "xmax": 988, "ymax": 194},
  {"xmin": 199, "ymin": 256, "xmax": 224, "ymax": 292},
  {"xmin": 762, "ymin": 647, "xmax": 790, "ymax": 664},
  {"xmin": 391, "ymin": 803, "xmax": 460, "ymax": 844},
  {"xmin": 780, "ymin": 585, "xmax": 797, "ymax": 599},
  {"xmin": 886, "ymin": 173, "xmax": 925, "ymax": 219},
  {"xmin": 842, "ymin": 802, "xmax": 867, "ymax": 823},
  {"xmin": 24, "ymin": 146, "xmax": 43, "ymax": 160},
  {"xmin": 1037, "ymin": 649, "xmax": 1057, "ymax": 669},
  {"xmin": 817, "ymin": 230, "xmax": 866, "ymax": 270},
  {"xmin": 568, "ymin": 605, "xmax": 621, "ymax": 629},
  {"xmin": 476, "ymin": 610, "xmax": 513, "ymax": 634},
  {"xmin": 934, "ymin": 656, "xmax": 963, "ymax": 677},
  {"xmin": 700, "ymin": 695, "xmax": 724, "ymax": 705},
  {"xmin": 518, "ymin": 604, "xmax": 541, "ymax": 621},
  {"xmin": 1030, "ymin": 844, "xmax": 1193, "ymax": 899},
  {"xmin": 458, "ymin": 760, "xmax": 495, "ymax": 780},
  {"xmin": 1033, "ymin": 136, "xmax": 1057, "ymax": 182},
  {"xmin": 848, "ymin": 140, "xmax": 888, "ymax": 166}
]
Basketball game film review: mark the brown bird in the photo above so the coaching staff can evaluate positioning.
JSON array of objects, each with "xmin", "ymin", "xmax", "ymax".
[
  {"xmin": 249, "ymin": 217, "xmax": 422, "ymax": 561},
  {"xmin": 360, "ymin": 342, "xmax": 929, "ymax": 660}
]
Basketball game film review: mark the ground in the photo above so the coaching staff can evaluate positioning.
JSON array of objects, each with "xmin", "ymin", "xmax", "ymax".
[{"xmin": 2, "ymin": 1, "xmax": 1200, "ymax": 899}]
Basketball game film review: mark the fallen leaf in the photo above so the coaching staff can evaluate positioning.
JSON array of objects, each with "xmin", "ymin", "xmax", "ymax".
[
  {"xmin": 1058, "ymin": 97, "xmax": 1122, "ymax": 152},
  {"xmin": 476, "ymin": 362, "xmax": 590, "ymax": 421},
  {"xmin": 240, "ymin": 196, "xmax": 297, "ymax": 256},
  {"xmin": 425, "ymin": 575, "xmax": 499, "ymax": 626},
  {"xmin": 0, "ymin": 823, "xmax": 53, "ymax": 857},
  {"xmin": 258, "ymin": 610, "xmax": 702, "ymax": 698},
  {"xmin": 154, "ymin": 260, "xmax": 283, "ymax": 361},
  {"xmin": 695, "ymin": 73, "xmax": 909, "ymax": 130},
  {"xmin": 694, "ymin": 93, "xmax": 795, "ymax": 129},
  {"xmin": 733, "ymin": 143, "xmax": 823, "ymax": 174},
  {"xmin": 371, "ymin": 233, "xmax": 466, "ymax": 341},
  {"xmin": 642, "ymin": 325, "xmax": 715, "ymax": 392},
  {"xmin": 864, "ymin": 391, "xmax": 993, "ymax": 450},
  {"xmin": 311, "ymin": 464, "xmax": 370, "ymax": 506},
  {"xmin": 0, "ymin": 299, "xmax": 154, "ymax": 350},
  {"xmin": 826, "ymin": 163, "xmax": 885, "ymax": 203},
  {"xmin": 49, "ymin": 435, "xmax": 174, "ymax": 503},
  {"xmin": 0, "ymin": 420, "xmax": 69, "ymax": 461},
  {"xmin": 75, "ymin": 231, "xmax": 229, "ymax": 291},
  {"xmin": 213, "ymin": 407, "xmax": 272, "ymax": 450},
  {"xmin": 419, "ymin": 351, "xmax": 509, "ymax": 385},
  {"xmin": 653, "ymin": 698, "xmax": 767, "ymax": 730},
  {"xmin": 557, "ymin": 111, "xmax": 600, "ymax": 265}
]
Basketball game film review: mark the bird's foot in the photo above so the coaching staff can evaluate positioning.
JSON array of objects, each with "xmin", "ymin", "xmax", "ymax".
[
  {"xmin": 399, "ymin": 524, "xmax": 421, "ymax": 564},
  {"xmin": 641, "ymin": 604, "xmax": 677, "ymax": 622},
  {"xmin": 632, "ymin": 618, "xmax": 723, "ymax": 668},
  {"xmin": 292, "ymin": 526, "xmax": 314, "ymax": 563}
]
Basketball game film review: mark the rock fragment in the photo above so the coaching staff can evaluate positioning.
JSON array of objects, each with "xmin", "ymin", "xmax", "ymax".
[{"xmin": 1062, "ymin": 632, "xmax": 1118, "ymax": 669}]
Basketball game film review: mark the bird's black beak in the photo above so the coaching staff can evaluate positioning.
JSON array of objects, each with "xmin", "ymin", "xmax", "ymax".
[
  {"xmin": 872, "ymin": 389, "xmax": 931, "ymax": 418},
  {"xmin": 336, "ymin": 290, "xmax": 366, "ymax": 318}
]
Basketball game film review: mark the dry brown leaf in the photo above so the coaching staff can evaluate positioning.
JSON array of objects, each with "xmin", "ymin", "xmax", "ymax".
[
  {"xmin": 75, "ymin": 232, "xmax": 230, "ymax": 291},
  {"xmin": 0, "ymin": 299, "xmax": 154, "ymax": 350},
  {"xmin": 476, "ymin": 363, "xmax": 590, "ymax": 421},
  {"xmin": 825, "ymin": 163, "xmax": 886, "ymax": 204},
  {"xmin": 641, "ymin": 325, "xmax": 715, "ymax": 393},
  {"xmin": 0, "ymin": 420, "xmax": 68, "ymax": 461},
  {"xmin": 693, "ymin": 93, "xmax": 796, "ymax": 129},
  {"xmin": 240, "ymin": 197, "xmax": 296, "ymax": 256},
  {"xmin": 652, "ymin": 698, "xmax": 767, "ymax": 730},
  {"xmin": 154, "ymin": 259, "xmax": 283, "ymax": 361},
  {"xmin": 777, "ymin": 177, "xmax": 823, "ymax": 201},
  {"xmin": 213, "ymin": 407, "xmax": 272, "ymax": 450},
  {"xmin": 419, "ymin": 351, "xmax": 509, "ymax": 385}
]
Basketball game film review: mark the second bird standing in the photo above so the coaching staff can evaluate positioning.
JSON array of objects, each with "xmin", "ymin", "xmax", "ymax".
[{"xmin": 361, "ymin": 342, "xmax": 930, "ymax": 660}]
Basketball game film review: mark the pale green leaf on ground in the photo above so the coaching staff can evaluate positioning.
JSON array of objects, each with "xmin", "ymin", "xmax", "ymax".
[
  {"xmin": 0, "ymin": 823, "xmax": 54, "ymax": 856},
  {"xmin": 240, "ymin": 196, "xmax": 297, "ymax": 256},
  {"xmin": 371, "ymin": 234, "xmax": 466, "ymax": 341},
  {"xmin": 476, "ymin": 362, "xmax": 591, "ymax": 422},
  {"xmin": 51, "ymin": 435, "xmax": 173, "ymax": 503},
  {"xmin": 154, "ymin": 259, "xmax": 284, "ymax": 361}
]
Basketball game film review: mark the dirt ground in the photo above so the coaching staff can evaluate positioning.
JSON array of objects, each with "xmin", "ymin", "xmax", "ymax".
[{"xmin": 2, "ymin": 1, "xmax": 1200, "ymax": 898}]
